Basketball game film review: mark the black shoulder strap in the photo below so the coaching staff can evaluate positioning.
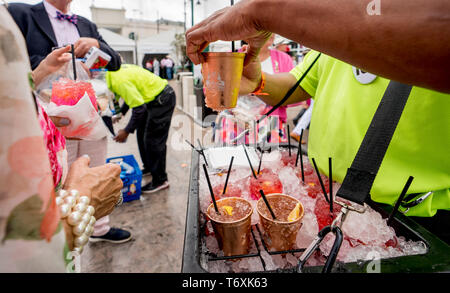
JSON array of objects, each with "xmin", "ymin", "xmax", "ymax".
[
  {"xmin": 257, "ymin": 52, "xmax": 321, "ymax": 123},
  {"xmin": 336, "ymin": 80, "xmax": 413, "ymax": 205}
]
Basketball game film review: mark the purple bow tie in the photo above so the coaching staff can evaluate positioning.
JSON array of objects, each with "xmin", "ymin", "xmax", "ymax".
[{"xmin": 56, "ymin": 11, "xmax": 78, "ymax": 25}]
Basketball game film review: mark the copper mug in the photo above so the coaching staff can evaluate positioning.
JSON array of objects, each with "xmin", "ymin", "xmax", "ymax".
[
  {"xmin": 207, "ymin": 197, "xmax": 253, "ymax": 256},
  {"xmin": 257, "ymin": 193, "xmax": 304, "ymax": 251},
  {"xmin": 201, "ymin": 52, "xmax": 245, "ymax": 111}
]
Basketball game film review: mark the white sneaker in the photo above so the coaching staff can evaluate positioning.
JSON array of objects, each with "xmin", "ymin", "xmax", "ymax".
[{"xmin": 141, "ymin": 181, "xmax": 169, "ymax": 194}]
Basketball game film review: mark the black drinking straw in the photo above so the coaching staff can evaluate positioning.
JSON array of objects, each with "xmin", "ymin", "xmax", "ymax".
[
  {"xmin": 203, "ymin": 164, "xmax": 219, "ymax": 214},
  {"xmin": 260, "ymin": 139, "xmax": 266, "ymax": 154},
  {"xmin": 197, "ymin": 138, "xmax": 204, "ymax": 150},
  {"xmin": 257, "ymin": 150, "xmax": 264, "ymax": 175},
  {"xmin": 312, "ymin": 158, "xmax": 330, "ymax": 203},
  {"xmin": 243, "ymin": 145, "xmax": 257, "ymax": 179},
  {"xmin": 329, "ymin": 157, "xmax": 333, "ymax": 213},
  {"xmin": 201, "ymin": 151, "xmax": 209, "ymax": 167},
  {"xmin": 197, "ymin": 139, "xmax": 209, "ymax": 167},
  {"xmin": 387, "ymin": 176, "xmax": 414, "ymax": 225},
  {"xmin": 185, "ymin": 139, "xmax": 200, "ymax": 153},
  {"xmin": 259, "ymin": 190, "xmax": 277, "ymax": 220},
  {"xmin": 295, "ymin": 129, "xmax": 305, "ymax": 184},
  {"xmin": 71, "ymin": 44, "xmax": 77, "ymax": 80},
  {"xmin": 222, "ymin": 156, "xmax": 234, "ymax": 195},
  {"xmin": 287, "ymin": 125, "xmax": 291, "ymax": 156},
  {"xmin": 295, "ymin": 129, "xmax": 302, "ymax": 167},
  {"xmin": 230, "ymin": 0, "xmax": 235, "ymax": 52}
]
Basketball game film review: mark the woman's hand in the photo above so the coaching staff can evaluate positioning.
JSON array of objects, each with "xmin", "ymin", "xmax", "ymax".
[
  {"xmin": 32, "ymin": 45, "xmax": 72, "ymax": 86},
  {"xmin": 63, "ymin": 155, "xmax": 123, "ymax": 220},
  {"xmin": 41, "ymin": 45, "xmax": 73, "ymax": 73},
  {"xmin": 185, "ymin": 1, "xmax": 271, "ymax": 66}
]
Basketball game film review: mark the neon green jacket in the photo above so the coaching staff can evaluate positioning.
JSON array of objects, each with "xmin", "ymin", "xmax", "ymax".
[
  {"xmin": 290, "ymin": 51, "xmax": 450, "ymax": 217},
  {"xmin": 106, "ymin": 64, "xmax": 168, "ymax": 108}
]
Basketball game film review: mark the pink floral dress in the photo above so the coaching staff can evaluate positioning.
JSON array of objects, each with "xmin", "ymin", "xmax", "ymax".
[{"xmin": 38, "ymin": 103, "xmax": 68, "ymax": 189}]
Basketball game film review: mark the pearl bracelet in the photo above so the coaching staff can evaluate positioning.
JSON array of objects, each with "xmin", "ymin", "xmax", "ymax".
[{"xmin": 56, "ymin": 189, "xmax": 96, "ymax": 254}]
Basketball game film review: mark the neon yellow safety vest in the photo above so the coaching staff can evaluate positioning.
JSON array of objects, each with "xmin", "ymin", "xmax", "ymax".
[
  {"xmin": 106, "ymin": 64, "xmax": 168, "ymax": 108},
  {"xmin": 290, "ymin": 51, "xmax": 450, "ymax": 217}
]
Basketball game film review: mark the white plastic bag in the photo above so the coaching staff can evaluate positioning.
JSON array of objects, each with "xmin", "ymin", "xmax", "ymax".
[
  {"xmin": 45, "ymin": 92, "xmax": 108, "ymax": 140},
  {"xmin": 88, "ymin": 69, "xmax": 114, "ymax": 113}
]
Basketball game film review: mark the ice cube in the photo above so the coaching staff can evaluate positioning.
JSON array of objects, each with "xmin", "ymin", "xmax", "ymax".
[
  {"xmin": 260, "ymin": 251, "xmax": 278, "ymax": 271},
  {"xmin": 272, "ymin": 254, "xmax": 287, "ymax": 269},
  {"xmin": 233, "ymin": 257, "xmax": 264, "ymax": 272},
  {"xmin": 205, "ymin": 235, "xmax": 220, "ymax": 255},
  {"xmin": 207, "ymin": 260, "xmax": 229, "ymax": 273},
  {"xmin": 285, "ymin": 253, "xmax": 299, "ymax": 267},
  {"xmin": 342, "ymin": 208, "xmax": 395, "ymax": 246},
  {"xmin": 296, "ymin": 212, "xmax": 318, "ymax": 248}
]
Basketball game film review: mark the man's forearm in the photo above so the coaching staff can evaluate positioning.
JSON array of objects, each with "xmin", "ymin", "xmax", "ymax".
[
  {"xmin": 256, "ymin": 72, "xmax": 310, "ymax": 107},
  {"xmin": 252, "ymin": 0, "xmax": 450, "ymax": 92},
  {"xmin": 124, "ymin": 105, "xmax": 147, "ymax": 134}
]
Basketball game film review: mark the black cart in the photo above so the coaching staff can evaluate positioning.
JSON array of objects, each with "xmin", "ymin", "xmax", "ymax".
[{"xmin": 182, "ymin": 145, "xmax": 450, "ymax": 273}]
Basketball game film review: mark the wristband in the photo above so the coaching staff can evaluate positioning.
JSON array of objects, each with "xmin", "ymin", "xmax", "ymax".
[
  {"xmin": 251, "ymin": 72, "xmax": 269, "ymax": 96},
  {"xmin": 56, "ymin": 189, "xmax": 96, "ymax": 254}
]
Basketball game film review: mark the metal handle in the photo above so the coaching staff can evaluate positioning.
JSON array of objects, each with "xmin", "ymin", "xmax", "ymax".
[
  {"xmin": 322, "ymin": 226, "xmax": 343, "ymax": 273},
  {"xmin": 297, "ymin": 225, "xmax": 344, "ymax": 273}
]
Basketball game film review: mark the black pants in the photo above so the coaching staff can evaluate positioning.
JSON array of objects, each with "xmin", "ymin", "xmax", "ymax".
[
  {"xmin": 410, "ymin": 210, "xmax": 450, "ymax": 245},
  {"xmin": 143, "ymin": 85, "xmax": 176, "ymax": 185},
  {"xmin": 136, "ymin": 111, "xmax": 149, "ymax": 170}
]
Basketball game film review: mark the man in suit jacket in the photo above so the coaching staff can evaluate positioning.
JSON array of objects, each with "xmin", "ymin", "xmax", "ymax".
[
  {"xmin": 8, "ymin": 0, "xmax": 121, "ymax": 71},
  {"xmin": 8, "ymin": 0, "xmax": 131, "ymax": 245}
]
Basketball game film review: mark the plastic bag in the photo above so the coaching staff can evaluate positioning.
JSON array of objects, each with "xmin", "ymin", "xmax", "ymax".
[
  {"xmin": 45, "ymin": 92, "xmax": 107, "ymax": 139},
  {"xmin": 36, "ymin": 60, "xmax": 108, "ymax": 140},
  {"xmin": 36, "ymin": 60, "xmax": 91, "ymax": 99},
  {"xmin": 89, "ymin": 69, "xmax": 114, "ymax": 114}
]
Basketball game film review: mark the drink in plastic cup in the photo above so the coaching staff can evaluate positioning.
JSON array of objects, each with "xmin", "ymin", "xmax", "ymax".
[
  {"xmin": 201, "ymin": 52, "xmax": 245, "ymax": 111},
  {"xmin": 257, "ymin": 193, "xmax": 304, "ymax": 251},
  {"xmin": 249, "ymin": 169, "xmax": 283, "ymax": 200},
  {"xmin": 207, "ymin": 197, "xmax": 253, "ymax": 256}
]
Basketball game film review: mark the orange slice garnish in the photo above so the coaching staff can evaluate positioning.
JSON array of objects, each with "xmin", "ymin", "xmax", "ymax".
[{"xmin": 287, "ymin": 203, "xmax": 301, "ymax": 222}]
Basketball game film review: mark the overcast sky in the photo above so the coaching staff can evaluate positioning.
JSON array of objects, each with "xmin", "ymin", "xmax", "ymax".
[{"xmin": 10, "ymin": 0, "xmax": 187, "ymax": 21}]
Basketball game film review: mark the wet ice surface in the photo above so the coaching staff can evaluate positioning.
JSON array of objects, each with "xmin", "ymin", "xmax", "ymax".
[{"xmin": 199, "ymin": 149, "xmax": 428, "ymax": 272}]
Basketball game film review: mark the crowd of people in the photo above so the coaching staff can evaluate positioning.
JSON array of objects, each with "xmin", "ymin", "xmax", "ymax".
[
  {"xmin": 0, "ymin": 0, "xmax": 449, "ymax": 274},
  {"xmin": 145, "ymin": 55, "xmax": 175, "ymax": 80}
]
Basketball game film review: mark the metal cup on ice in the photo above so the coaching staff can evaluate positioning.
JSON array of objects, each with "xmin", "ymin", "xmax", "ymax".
[
  {"xmin": 207, "ymin": 197, "xmax": 253, "ymax": 257},
  {"xmin": 201, "ymin": 52, "xmax": 245, "ymax": 111},
  {"xmin": 257, "ymin": 193, "xmax": 304, "ymax": 251}
]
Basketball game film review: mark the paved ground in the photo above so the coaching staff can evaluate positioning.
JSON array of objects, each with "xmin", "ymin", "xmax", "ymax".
[{"xmin": 80, "ymin": 83, "xmax": 305, "ymax": 273}]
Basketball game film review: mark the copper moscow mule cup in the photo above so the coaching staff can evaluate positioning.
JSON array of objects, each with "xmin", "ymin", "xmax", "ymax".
[
  {"xmin": 201, "ymin": 52, "xmax": 245, "ymax": 110},
  {"xmin": 257, "ymin": 193, "xmax": 304, "ymax": 251},
  {"xmin": 207, "ymin": 197, "xmax": 253, "ymax": 257}
]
